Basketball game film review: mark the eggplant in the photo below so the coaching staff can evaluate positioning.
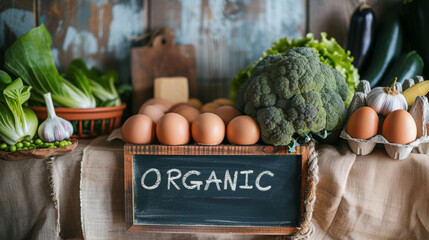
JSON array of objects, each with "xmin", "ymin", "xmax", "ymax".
[
  {"xmin": 361, "ymin": 12, "xmax": 403, "ymax": 88},
  {"xmin": 403, "ymin": 0, "xmax": 429, "ymax": 77},
  {"xmin": 347, "ymin": 2, "xmax": 376, "ymax": 73}
]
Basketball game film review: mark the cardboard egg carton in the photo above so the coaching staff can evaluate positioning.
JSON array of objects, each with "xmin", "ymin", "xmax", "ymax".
[{"xmin": 340, "ymin": 76, "xmax": 429, "ymax": 160}]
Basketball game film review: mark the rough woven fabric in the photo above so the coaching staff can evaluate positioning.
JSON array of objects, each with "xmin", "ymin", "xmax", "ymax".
[
  {"xmin": 1, "ymin": 136, "xmax": 429, "ymax": 240},
  {"xmin": 0, "ymin": 157, "xmax": 59, "ymax": 240},
  {"xmin": 51, "ymin": 139, "xmax": 90, "ymax": 239},
  {"xmin": 0, "ymin": 139, "xmax": 90, "ymax": 240},
  {"xmin": 310, "ymin": 143, "xmax": 429, "ymax": 240},
  {"xmin": 80, "ymin": 136, "xmax": 273, "ymax": 240}
]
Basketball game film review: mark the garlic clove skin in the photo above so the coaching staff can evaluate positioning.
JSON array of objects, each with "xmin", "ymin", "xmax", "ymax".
[
  {"xmin": 38, "ymin": 117, "xmax": 74, "ymax": 142},
  {"xmin": 366, "ymin": 77, "xmax": 408, "ymax": 116},
  {"xmin": 38, "ymin": 92, "xmax": 74, "ymax": 142},
  {"xmin": 366, "ymin": 87, "xmax": 408, "ymax": 116}
]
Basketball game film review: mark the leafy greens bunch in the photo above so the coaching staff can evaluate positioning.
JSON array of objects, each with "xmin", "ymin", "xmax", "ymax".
[
  {"xmin": 230, "ymin": 32, "xmax": 359, "ymax": 107},
  {"xmin": 0, "ymin": 71, "xmax": 38, "ymax": 145},
  {"xmin": 4, "ymin": 24, "xmax": 124, "ymax": 108}
]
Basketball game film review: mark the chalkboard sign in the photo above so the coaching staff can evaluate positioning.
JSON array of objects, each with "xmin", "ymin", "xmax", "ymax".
[{"xmin": 124, "ymin": 144, "xmax": 308, "ymax": 235}]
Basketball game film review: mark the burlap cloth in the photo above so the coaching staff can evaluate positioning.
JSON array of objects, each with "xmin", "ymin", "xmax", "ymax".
[{"xmin": 1, "ymin": 134, "xmax": 428, "ymax": 239}]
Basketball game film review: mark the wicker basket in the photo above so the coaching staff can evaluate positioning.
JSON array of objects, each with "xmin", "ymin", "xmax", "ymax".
[{"xmin": 28, "ymin": 104, "xmax": 126, "ymax": 138}]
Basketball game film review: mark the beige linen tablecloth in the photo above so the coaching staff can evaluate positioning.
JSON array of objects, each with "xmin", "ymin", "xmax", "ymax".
[{"xmin": 1, "ymin": 135, "xmax": 428, "ymax": 239}]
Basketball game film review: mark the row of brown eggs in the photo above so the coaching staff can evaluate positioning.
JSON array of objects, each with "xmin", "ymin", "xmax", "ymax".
[
  {"xmin": 346, "ymin": 106, "xmax": 417, "ymax": 145},
  {"xmin": 121, "ymin": 98, "xmax": 261, "ymax": 145}
]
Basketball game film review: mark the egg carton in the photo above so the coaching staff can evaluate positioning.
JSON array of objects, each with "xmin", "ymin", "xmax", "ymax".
[{"xmin": 340, "ymin": 76, "xmax": 429, "ymax": 160}]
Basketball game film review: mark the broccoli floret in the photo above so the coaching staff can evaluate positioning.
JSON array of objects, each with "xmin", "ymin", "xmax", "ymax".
[
  {"xmin": 256, "ymin": 107, "xmax": 295, "ymax": 146},
  {"xmin": 320, "ymin": 88, "xmax": 347, "ymax": 131},
  {"xmin": 236, "ymin": 47, "xmax": 347, "ymax": 146},
  {"xmin": 282, "ymin": 91, "xmax": 326, "ymax": 135}
]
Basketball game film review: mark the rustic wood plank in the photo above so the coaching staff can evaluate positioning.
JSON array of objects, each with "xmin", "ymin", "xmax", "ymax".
[
  {"xmin": 38, "ymin": 0, "xmax": 148, "ymax": 85},
  {"xmin": 124, "ymin": 144, "xmax": 282, "ymax": 239},
  {"xmin": 131, "ymin": 30, "xmax": 197, "ymax": 113},
  {"xmin": 0, "ymin": 0, "xmax": 35, "ymax": 66},
  {"xmin": 149, "ymin": 0, "xmax": 306, "ymax": 102},
  {"xmin": 124, "ymin": 144, "xmax": 308, "ymax": 236},
  {"xmin": 125, "ymin": 144, "xmax": 307, "ymax": 156},
  {"xmin": 308, "ymin": 0, "xmax": 402, "ymax": 48}
]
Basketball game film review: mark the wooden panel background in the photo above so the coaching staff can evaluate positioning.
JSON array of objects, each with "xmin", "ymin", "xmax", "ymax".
[
  {"xmin": 0, "ymin": 0, "xmax": 402, "ymax": 102},
  {"xmin": 149, "ymin": 0, "xmax": 306, "ymax": 101},
  {"xmin": 308, "ymin": 0, "xmax": 402, "ymax": 47}
]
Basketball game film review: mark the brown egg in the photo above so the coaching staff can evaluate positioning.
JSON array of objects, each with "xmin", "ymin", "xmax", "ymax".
[
  {"xmin": 121, "ymin": 114, "xmax": 155, "ymax": 144},
  {"xmin": 227, "ymin": 116, "xmax": 260, "ymax": 145},
  {"xmin": 168, "ymin": 102, "xmax": 195, "ymax": 112},
  {"xmin": 188, "ymin": 98, "xmax": 203, "ymax": 109},
  {"xmin": 213, "ymin": 98, "xmax": 234, "ymax": 106},
  {"xmin": 191, "ymin": 113, "xmax": 225, "ymax": 145},
  {"xmin": 346, "ymin": 106, "xmax": 379, "ymax": 140},
  {"xmin": 142, "ymin": 98, "xmax": 173, "ymax": 112},
  {"xmin": 200, "ymin": 102, "xmax": 220, "ymax": 113},
  {"xmin": 382, "ymin": 109, "xmax": 417, "ymax": 144},
  {"xmin": 156, "ymin": 113, "xmax": 190, "ymax": 145},
  {"xmin": 174, "ymin": 105, "xmax": 200, "ymax": 123},
  {"xmin": 138, "ymin": 104, "xmax": 164, "ymax": 123},
  {"xmin": 213, "ymin": 106, "xmax": 242, "ymax": 125},
  {"xmin": 151, "ymin": 103, "xmax": 170, "ymax": 113}
]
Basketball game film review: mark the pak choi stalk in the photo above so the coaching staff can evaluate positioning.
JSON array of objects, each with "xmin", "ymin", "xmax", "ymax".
[
  {"xmin": 4, "ymin": 24, "xmax": 96, "ymax": 108},
  {"xmin": 0, "ymin": 72, "xmax": 38, "ymax": 145},
  {"xmin": 67, "ymin": 59, "xmax": 121, "ymax": 107}
]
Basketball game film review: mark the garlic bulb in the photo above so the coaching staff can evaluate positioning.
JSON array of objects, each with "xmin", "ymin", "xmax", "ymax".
[
  {"xmin": 38, "ymin": 92, "xmax": 74, "ymax": 142},
  {"xmin": 366, "ymin": 77, "xmax": 408, "ymax": 116}
]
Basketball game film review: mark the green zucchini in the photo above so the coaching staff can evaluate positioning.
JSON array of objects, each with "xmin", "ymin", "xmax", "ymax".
[
  {"xmin": 377, "ymin": 51, "xmax": 424, "ymax": 86},
  {"xmin": 361, "ymin": 12, "xmax": 403, "ymax": 87}
]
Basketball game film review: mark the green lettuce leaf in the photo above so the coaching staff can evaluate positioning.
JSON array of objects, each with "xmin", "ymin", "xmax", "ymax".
[{"xmin": 229, "ymin": 33, "xmax": 359, "ymax": 106}]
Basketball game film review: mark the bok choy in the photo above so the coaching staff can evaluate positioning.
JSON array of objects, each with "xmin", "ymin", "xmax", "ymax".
[
  {"xmin": 4, "ymin": 24, "xmax": 96, "ymax": 108},
  {"xmin": 66, "ymin": 59, "xmax": 121, "ymax": 107},
  {"xmin": 0, "ymin": 71, "xmax": 38, "ymax": 145}
]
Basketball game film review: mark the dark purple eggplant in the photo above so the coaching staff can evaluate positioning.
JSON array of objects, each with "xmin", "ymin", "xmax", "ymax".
[{"xmin": 347, "ymin": 2, "xmax": 376, "ymax": 73}]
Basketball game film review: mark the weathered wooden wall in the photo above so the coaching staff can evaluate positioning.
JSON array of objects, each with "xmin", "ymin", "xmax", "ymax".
[
  {"xmin": 0, "ymin": 0, "xmax": 402, "ymax": 102},
  {"xmin": 1, "ymin": 0, "xmax": 306, "ymax": 102},
  {"xmin": 149, "ymin": 0, "xmax": 306, "ymax": 101},
  {"xmin": 308, "ymin": 0, "xmax": 402, "ymax": 48}
]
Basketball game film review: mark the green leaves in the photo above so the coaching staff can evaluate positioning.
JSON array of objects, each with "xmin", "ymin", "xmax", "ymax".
[
  {"xmin": 3, "ymin": 25, "xmax": 127, "ymax": 109},
  {"xmin": 0, "ymin": 70, "xmax": 12, "ymax": 85},
  {"xmin": 0, "ymin": 75, "xmax": 38, "ymax": 145},
  {"xmin": 67, "ymin": 59, "xmax": 122, "ymax": 107},
  {"xmin": 4, "ymin": 24, "xmax": 96, "ymax": 108},
  {"xmin": 230, "ymin": 32, "xmax": 359, "ymax": 107}
]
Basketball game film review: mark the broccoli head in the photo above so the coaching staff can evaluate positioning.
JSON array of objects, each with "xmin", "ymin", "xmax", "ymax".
[{"xmin": 236, "ymin": 47, "xmax": 347, "ymax": 146}]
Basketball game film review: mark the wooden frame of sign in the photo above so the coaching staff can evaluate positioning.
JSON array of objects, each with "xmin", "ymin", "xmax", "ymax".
[{"xmin": 124, "ymin": 144, "xmax": 308, "ymax": 235}]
